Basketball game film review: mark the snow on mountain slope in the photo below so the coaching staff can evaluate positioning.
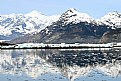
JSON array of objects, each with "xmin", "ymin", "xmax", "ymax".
[
  {"xmin": 59, "ymin": 8, "xmax": 96, "ymax": 25},
  {"xmin": 100, "ymin": 11, "xmax": 121, "ymax": 28},
  {"xmin": 59, "ymin": 8, "xmax": 121, "ymax": 29},
  {"xmin": 0, "ymin": 11, "xmax": 60, "ymax": 39},
  {"xmin": 1, "ymin": 8, "xmax": 121, "ymax": 40}
]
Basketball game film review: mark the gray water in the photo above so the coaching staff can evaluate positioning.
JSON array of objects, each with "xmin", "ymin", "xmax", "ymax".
[{"xmin": 0, "ymin": 49, "xmax": 121, "ymax": 81}]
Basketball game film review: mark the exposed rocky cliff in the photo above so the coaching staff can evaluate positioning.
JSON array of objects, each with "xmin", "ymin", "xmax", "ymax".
[{"xmin": 100, "ymin": 29, "xmax": 121, "ymax": 43}]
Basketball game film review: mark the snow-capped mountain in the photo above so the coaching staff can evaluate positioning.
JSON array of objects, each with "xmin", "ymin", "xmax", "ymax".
[
  {"xmin": 57, "ymin": 8, "xmax": 121, "ymax": 29},
  {"xmin": 100, "ymin": 11, "xmax": 121, "ymax": 29},
  {"xmin": 0, "ymin": 11, "xmax": 60, "ymax": 40},
  {"xmin": 59, "ymin": 8, "xmax": 96, "ymax": 25},
  {"xmin": 1, "ymin": 8, "xmax": 121, "ymax": 42},
  {"xmin": 10, "ymin": 8, "xmax": 110, "ymax": 44}
]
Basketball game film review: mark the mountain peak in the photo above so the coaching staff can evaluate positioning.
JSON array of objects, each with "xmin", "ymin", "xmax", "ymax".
[
  {"xmin": 59, "ymin": 8, "xmax": 94, "ymax": 24},
  {"xmin": 107, "ymin": 11, "xmax": 121, "ymax": 18},
  {"xmin": 101, "ymin": 11, "xmax": 121, "ymax": 20},
  {"xmin": 100, "ymin": 11, "xmax": 121, "ymax": 27},
  {"xmin": 67, "ymin": 8, "xmax": 77, "ymax": 13},
  {"xmin": 108, "ymin": 11, "xmax": 119, "ymax": 15},
  {"xmin": 25, "ymin": 10, "xmax": 43, "ymax": 17},
  {"xmin": 31, "ymin": 10, "xmax": 41, "ymax": 14},
  {"xmin": 61, "ymin": 8, "xmax": 78, "ymax": 17}
]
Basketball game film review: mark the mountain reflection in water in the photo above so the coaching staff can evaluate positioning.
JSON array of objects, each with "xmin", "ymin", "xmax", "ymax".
[{"xmin": 0, "ymin": 49, "xmax": 121, "ymax": 81}]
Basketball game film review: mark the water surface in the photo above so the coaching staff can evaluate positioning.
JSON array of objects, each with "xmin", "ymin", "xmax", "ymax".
[{"xmin": 0, "ymin": 49, "xmax": 121, "ymax": 81}]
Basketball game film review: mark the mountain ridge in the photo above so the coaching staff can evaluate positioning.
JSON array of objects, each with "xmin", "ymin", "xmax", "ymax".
[
  {"xmin": 1, "ymin": 8, "xmax": 121, "ymax": 43},
  {"xmin": 0, "ymin": 11, "xmax": 60, "ymax": 40}
]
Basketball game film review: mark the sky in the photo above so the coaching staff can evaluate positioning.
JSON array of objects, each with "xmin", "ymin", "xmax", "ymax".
[{"xmin": 0, "ymin": 0, "xmax": 121, "ymax": 18}]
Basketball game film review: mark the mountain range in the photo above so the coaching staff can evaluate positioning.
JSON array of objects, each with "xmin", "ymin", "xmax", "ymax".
[
  {"xmin": 1, "ymin": 8, "xmax": 121, "ymax": 43},
  {"xmin": 0, "ymin": 10, "xmax": 60, "ymax": 40}
]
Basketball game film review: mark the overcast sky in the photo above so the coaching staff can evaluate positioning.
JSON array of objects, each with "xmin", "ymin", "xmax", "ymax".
[{"xmin": 0, "ymin": 0, "xmax": 121, "ymax": 18}]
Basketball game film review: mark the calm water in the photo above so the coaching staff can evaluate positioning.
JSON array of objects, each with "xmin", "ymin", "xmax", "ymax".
[{"xmin": 0, "ymin": 49, "xmax": 121, "ymax": 81}]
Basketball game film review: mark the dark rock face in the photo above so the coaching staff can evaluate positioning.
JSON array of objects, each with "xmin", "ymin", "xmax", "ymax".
[
  {"xmin": 11, "ymin": 21, "xmax": 110, "ymax": 44},
  {"xmin": 39, "ymin": 22, "xmax": 109, "ymax": 44},
  {"xmin": 100, "ymin": 29, "xmax": 121, "ymax": 43}
]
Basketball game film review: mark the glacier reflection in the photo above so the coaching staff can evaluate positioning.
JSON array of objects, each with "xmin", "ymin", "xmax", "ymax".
[{"xmin": 0, "ymin": 49, "xmax": 121, "ymax": 81}]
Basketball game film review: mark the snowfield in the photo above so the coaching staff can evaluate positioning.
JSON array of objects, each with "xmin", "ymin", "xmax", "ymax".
[{"xmin": 0, "ymin": 11, "xmax": 60, "ymax": 39}]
